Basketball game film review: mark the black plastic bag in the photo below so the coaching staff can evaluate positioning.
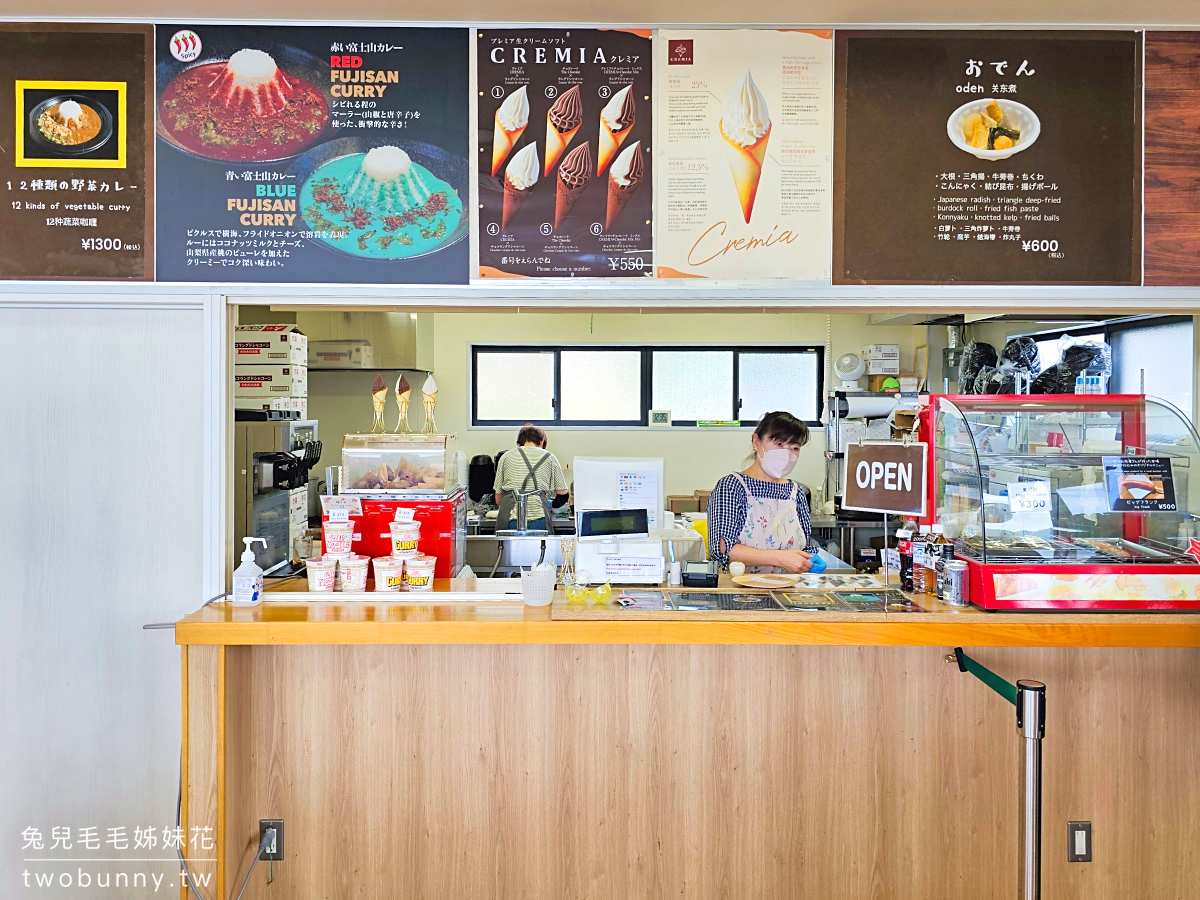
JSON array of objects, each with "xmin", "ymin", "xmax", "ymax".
[
  {"xmin": 958, "ymin": 341, "xmax": 998, "ymax": 391},
  {"xmin": 1001, "ymin": 336, "xmax": 1041, "ymax": 376}
]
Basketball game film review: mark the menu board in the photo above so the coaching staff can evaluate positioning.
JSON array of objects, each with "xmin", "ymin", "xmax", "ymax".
[
  {"xmin": 834, "ymin": 31, "xmax": 1142, "ymax": 285},
  {"xmin": 154, "ymin": 25, "xmax": 469, "ymax": 284},
  {"xmin": 655, "ymin": 30, "xmax": 832, "ymax": 280},
  {"xmin": 0, "ymin": 24, "xmax": 153, "ymax": 280},
  {"xmin": 477, "ymin": 29, "xmax": 653, "ymax": 278}
]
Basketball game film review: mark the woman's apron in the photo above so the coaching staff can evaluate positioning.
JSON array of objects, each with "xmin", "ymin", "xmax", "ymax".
[
  {"xmin": 496, "ymin": 448, "xmax": 555, "ymax": 532},
  {"xmin": 731, "ymin": 472, "xmax": 806, "ymax": 574}
]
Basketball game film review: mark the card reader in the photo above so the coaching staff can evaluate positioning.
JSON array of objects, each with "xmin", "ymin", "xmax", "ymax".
[{"xmin": 681, "ymin": 560, "xmax": 720, "ymax": 587}]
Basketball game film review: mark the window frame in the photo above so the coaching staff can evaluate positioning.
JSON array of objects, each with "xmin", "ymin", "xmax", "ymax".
[{"xmin": 471, "ymin": 344, "xmax": 825, "ymax": 429}]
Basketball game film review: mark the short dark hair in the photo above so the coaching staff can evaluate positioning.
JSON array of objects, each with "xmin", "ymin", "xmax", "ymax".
[
  {"xmin": 754, "ymin": 411, "xmax": 809, "ymax": 448},
  {"xmin": 516, "ymin": 424, "xmax": 547, "ymax": 447}
]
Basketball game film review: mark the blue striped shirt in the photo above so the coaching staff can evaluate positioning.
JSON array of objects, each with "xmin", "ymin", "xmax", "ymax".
[{"xmin": 706, "ymin": 473, "xmax": 820, "ymax": 569}]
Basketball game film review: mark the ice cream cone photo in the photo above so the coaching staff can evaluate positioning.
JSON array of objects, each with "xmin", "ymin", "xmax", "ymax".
[
  {"xmin": 501, "ymin": 142, "xmax": 539, "ymax": 231},
  {"xmin": 491, "ymin": 84, "xmax": 529, "ymax": 177},
  {"xmin": 554, "ymin": 142, "xmax": 592, "ymax": 231},
  {"xmin": 544, "ymin": 85, "xmax": 583, "ymax": 176},
  {"xmin": 597, "ymin": 84, "xmax": 636, "ymax": 175},
  {"xmin": 605, "ymin": 140, "xmax": 643, "ymax": 231},
  {"xmin": 719, "ymin": 70, "xmax": 771, "ymax": 223}
]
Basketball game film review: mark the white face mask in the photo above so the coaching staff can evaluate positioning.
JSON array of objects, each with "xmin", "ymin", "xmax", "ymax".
[{"xmin": 759, "ymin": 447, "xmax": 798, "ymax": 479}]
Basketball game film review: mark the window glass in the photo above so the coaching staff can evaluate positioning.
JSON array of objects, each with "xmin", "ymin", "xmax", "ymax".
[
  {"xmin": 739, "ymin": 351, "xmax": 821, "ymax": 423},
  {"xmin": 652, "ymin": 350, "xmax": 734, "ymax": 421},
  {"xmin": 1112, "ymin": 321, "xmax": 1193, "ymax": 418},
  {"xmin": 560, "ymin": 350, "xmax": 642, "ymax": 422},
  {"xmin": 474, "ymin": 351, "xmax": 555, "ymax": 422}
]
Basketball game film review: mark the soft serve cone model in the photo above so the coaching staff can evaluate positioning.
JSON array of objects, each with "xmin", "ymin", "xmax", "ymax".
[
  {"xmin": 421, "ymin": 374, "xmax": 439, "ymax": 434},
  {"xmin": 370, "ymin": 374, "xmax": 388, "ymax": 434},
  {"xmin": 605, "ymin": 141, "xmax": 643, "ymax": 230},
  {"xmin": 543, "ymin": 85, "xmax": 582, "ymax": 177},
  {"xmin": 393, "ymin": 373, "xmax": 412, "ymax": 433},
  {"xmin": 719, "ymin": 71, "xmax": 771, "ymax": 224},
  {"xmin": 554, "ymin": 142, "xmax": 592, "ymax": 231},
  {"xmin": 501, "ymin": 142, "xmax": 539, "ymax": 231},
  {"xmin": 491, "ymin": 85, "xmax": 529, "ymax": 177},
  {"xmin": 597, "ymin": 85, "xmax": 636, "ymax": 175}
]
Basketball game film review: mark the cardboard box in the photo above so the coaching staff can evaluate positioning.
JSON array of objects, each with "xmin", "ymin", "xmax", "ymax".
[
  {"xmin": 694, "ymin": 489, "xmax": 713, "ymax": 509},
  {"xmin": 668, "ymin": 494, "xmax": 700, "ymax": 514},
  {"xmin": 234, "ymin": 397, "xmax": 309, "ymax": 418},
  {"xmin": 234, "ymin": 364, "xmax": 307, "ymax": 398},
  {"xmin": 235, "ymin": 324, "xmax": 307, "ymax": 365},
  {"xmin": 867, "ymin": 359, "xmax": 901, "ymax": 375},
  {"xmin": 862, "ymin": 343, "xmax": 900, "ymax": 359},
  {"xmin": 867, "ymin": 374, "xmax": 901, "ymax": 392},
  {"xmin": 308, "ymin": 340, "xmax": 375, "ymax": 368}
]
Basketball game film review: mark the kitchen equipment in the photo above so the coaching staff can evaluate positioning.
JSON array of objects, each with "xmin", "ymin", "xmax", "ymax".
[
  {"xmin": 920, "ymin": 393, "xmax": 1200, "ymax": 611},
  {"xmin": 235, "ymin": 420, "xmax": 319, "ymax": 573},
  {"xmin": 340, "ymin": 433, "xmax": 462, "ymax": 496}
]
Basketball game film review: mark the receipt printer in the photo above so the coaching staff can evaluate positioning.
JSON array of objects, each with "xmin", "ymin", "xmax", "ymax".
[{"xmin": 681, "ymin": 560, "xmax": 720, "ymax": 588}]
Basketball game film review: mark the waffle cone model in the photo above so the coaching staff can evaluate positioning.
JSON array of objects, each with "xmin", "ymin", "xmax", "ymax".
[{"xmin": 721, "ymin": 123, "xmax": 771, "ymax": 224}]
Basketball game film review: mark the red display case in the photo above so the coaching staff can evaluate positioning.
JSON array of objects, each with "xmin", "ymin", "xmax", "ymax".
[
  {"xmin": 322, "ymin": 490, "xmax": 466, "ymax": 578},
  {"xmin": 917, "ymin": 394, "xmax": 1200, "ymax": 611}
]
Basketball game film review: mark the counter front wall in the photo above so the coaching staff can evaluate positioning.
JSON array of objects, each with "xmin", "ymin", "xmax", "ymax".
[{"xmin": 187, "ymin": 642, "xmax": 1200, "ymax": 900}]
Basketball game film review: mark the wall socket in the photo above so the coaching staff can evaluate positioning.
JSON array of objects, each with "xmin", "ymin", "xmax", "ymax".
[
  {"xmin": 259, "ymin": 819, "xmax": 284, "ymax": 861},
  {"xmin": 1068, "ymin": 821, "xmax": 1092, "ymax": 862}
]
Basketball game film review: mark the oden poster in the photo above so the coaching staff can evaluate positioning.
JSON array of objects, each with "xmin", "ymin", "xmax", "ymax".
[{"xmin": 654, "ymin": 30, "xmax": 833, "ymax": 280}]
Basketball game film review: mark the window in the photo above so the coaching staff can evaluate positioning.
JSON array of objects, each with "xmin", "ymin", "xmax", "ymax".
[
  {"xmin": 1017, "ymin": 316, "xmax": 1194, "ymax": 421},
  {"xmin": 472, "ymin": 345, "xmax": 824, "ymax": 427},
  {"xmin": 1110, "ymin": 320, "xmax": 1192, "ymax": 417}
]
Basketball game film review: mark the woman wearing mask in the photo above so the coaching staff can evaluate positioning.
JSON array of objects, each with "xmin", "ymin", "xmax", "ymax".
[{"xmin": 707, "ymin": 411, "xmax": 821, "ymax": 573}]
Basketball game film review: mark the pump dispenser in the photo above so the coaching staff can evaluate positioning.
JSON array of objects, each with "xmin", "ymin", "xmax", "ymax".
[{"xmin": 233, "ymin": 537, "xmax": 267, "ymax": 606}]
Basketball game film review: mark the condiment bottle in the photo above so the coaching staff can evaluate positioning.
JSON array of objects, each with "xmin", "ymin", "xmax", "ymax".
[
  {"xmin": 909, "ymin": 523, "xmax": 931, "ymax": 593},
  {"xmin": 897, "ymin": 527, "xmax": 914, "ymax": 591}
]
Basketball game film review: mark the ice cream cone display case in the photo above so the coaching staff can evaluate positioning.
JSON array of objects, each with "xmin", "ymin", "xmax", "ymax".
[
  {"xmin": 919, "ymin": 394, "xmax": 1200, "ymax": 611},
  {"xmin": 340, "ymin": 433, "xmax": 462, "ymax": 496}
]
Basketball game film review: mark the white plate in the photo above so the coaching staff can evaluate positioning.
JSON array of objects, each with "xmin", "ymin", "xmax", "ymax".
[{"xmin": 946, "ymin": 98, "xmax": 1040, "ymax": 161}]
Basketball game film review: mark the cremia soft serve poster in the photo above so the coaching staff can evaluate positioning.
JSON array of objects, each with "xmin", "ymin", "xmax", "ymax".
[{"xmin": 654, "ymin": 30, "xmax": 833, "ymax": 280}]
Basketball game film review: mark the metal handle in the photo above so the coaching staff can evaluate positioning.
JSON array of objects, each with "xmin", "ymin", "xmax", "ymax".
[{"xmin": 1017, "ymin": 680, "xmax": 1046, "ymax": 900}]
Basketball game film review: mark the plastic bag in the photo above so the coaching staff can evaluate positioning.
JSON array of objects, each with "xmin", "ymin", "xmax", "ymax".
[
  {"xmin": 958, "ymin": 340, "xmax": 998, "ymax": 391},
  {"xmin": 1059, "ymin": 339, "xmax": 1111, "ymax": 377},
  {"xmin": 971, "ymin": 365, "xmax": 997, "ymax": 394},
  {"xmin": 1001, "ymin": 336, "xmax": 1041, "ymax": 376},
  {"xmin": 1030, "ymin": 364, "xmax": 1061, "ymax": 394}
]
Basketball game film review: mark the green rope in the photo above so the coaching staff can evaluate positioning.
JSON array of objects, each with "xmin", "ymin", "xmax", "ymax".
[{"xmin": 955, "ymin": 648, "xmax": 1018, "ymax": 706}]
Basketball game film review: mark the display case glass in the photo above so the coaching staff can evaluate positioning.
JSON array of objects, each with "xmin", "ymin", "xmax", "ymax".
[
  {"xmin": 341, "ymin": 433, "xmax": 462, "ymax": 495},
  {"xmin": 925, "ymin": 395, "xmax": 1200, "ymax": 609}
]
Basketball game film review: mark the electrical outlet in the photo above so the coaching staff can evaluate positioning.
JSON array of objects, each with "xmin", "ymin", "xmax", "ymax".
[
  {"xmin": 259, "ymin": 819, "xmax": 284, "ymax": 861},
  {"xmin": 1068, "ymin": 821, "xmax": 1091, "ymax": 862}
]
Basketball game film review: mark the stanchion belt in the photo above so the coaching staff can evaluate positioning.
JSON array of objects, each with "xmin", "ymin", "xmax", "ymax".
[{"xmin": 953, "ymin": 647, "xmax": 1017, "ymax": 706}]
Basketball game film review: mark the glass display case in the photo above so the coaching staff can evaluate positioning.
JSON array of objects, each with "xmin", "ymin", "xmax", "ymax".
[
  {"xmin": 340, "ymin": 433, "xmax": 462, "ymax": 496},
  {"xmin": 919, "ymin": 394, "xmax": 1200, "ymax": 610}
]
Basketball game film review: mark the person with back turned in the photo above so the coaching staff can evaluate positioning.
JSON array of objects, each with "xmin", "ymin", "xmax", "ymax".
[{"xmin": 493, "ymin": 423, "xmax": 570, "ymax": 532}]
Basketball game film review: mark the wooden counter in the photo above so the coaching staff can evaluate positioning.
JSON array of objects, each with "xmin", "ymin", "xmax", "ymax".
[{"xmin": 176, "ymin": 581, "xmax": 1200, "ymax": 899}]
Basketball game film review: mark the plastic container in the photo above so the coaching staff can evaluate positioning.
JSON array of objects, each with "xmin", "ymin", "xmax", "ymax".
[
  {"xmin": 520, "ymin": 564, "xmax": 557, "ymax": 606},
  {"xmin": 373, "ymin": 556, "xmax": 406, "ymax": 592},
  {"xmin": 232, "ymin": 537, "xmax": 267, "ymax": 606},
  {"xmin": 389, "ymin": 520, "xmax": 422, "ymax": 557},
  {"xmin": 334, "ymin": 554, "xmax": 370, "ymax": 592},
  {"xmin": 323, "ymin": 521, "xmax": 355, "ymax": 558},
  {"xmin": 403, "ymin": 555, "xmax": 437, "ymax": 591},
  {"xmin": 306, "ymin": 556, "xmax": 338, "ymax": 592}
]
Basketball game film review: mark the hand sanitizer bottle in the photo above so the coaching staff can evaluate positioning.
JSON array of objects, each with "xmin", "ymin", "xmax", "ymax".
[{"xmin": 232, "ymin": 537, "xmax": 267, "ymax": 606}]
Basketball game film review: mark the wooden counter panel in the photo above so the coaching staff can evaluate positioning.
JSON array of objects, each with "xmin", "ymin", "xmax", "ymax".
[
  {"xmin": 198, "ymin": 644, "xmax": 1200, "ymax": 900},
  {"xmin": 176, "ymin": 599, "xmax": 1200, "ymax": 648}
]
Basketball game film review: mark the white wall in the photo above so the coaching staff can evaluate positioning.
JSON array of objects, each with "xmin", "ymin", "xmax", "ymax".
[
  {"xmin": 300, "ymin": 311, "xmax": 919, "ymax": 497},
  {"xmin": 0, "ymin": 304, "xmax": 205, "ymax": 898}
]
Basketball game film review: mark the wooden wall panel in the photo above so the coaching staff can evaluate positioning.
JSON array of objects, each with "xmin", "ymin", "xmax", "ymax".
[
  {"xmin": 185, "ymin": 644, "xmax": 219, "ymax": 898},
  {"xmin": 194, "ymin": 645, "xmax": 1200, "ymax": 899},
  {"xmin": 1145, "ymin": 33, "xmax": 1200, "ymax": 285}
]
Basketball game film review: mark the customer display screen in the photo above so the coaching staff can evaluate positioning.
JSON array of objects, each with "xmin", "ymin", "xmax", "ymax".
[{"xmin": 580, "ymin": 509, "xmax": 648, "ymax": 538}]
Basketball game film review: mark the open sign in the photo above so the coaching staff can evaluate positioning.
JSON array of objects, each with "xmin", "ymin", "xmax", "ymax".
[{"xmin": 842, "ymin": 442, "xmax": 927, "ymax": 516}]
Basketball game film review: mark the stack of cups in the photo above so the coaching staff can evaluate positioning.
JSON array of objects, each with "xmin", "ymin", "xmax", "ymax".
[
  {"xmin": 316, "ymin": 518, "xmax": 357, "ymax": 592},
  {"xmin": 377, "ymin": 513, "xmax": 428, "ymax": 592}
]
